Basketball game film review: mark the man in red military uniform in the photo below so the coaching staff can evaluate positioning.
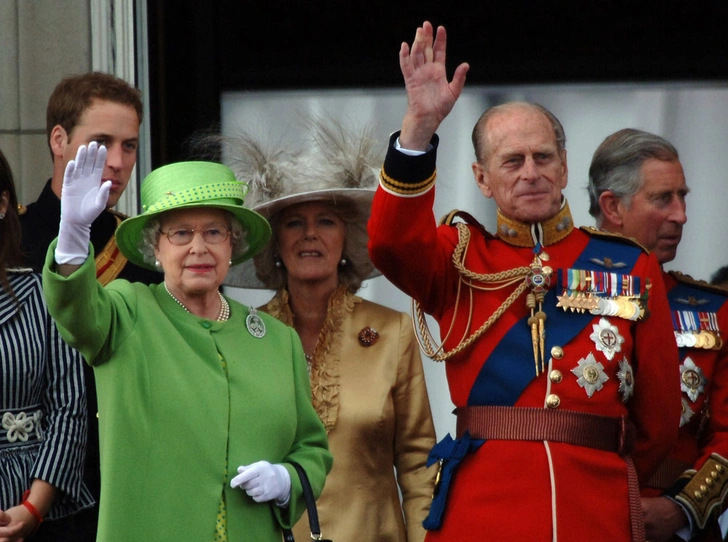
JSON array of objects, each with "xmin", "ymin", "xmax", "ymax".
[
  {"xmin": 367, "ymin": 22, "xmax": 681, "ymax": 541},
  {"xmin": 590, "ymin": 128, "xmax": 728, "ymax": 542}
]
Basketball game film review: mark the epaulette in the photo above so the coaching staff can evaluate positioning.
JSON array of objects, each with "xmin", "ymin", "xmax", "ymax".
[
  {"xmin": 669, "ymin": 270, "xmax": 728, "ymax": 296},
  {"xmin": 439, "ymin": 209, "xmax": 494, "ymax": 239},
  {"xmin": 17, "ymin": 204, "xmax": 27, "ymax": 216},
  {"xmin": 579, "ymin": 226, "xmax": 650, "ymax": 253},
  {"xmin": 108, "ymin": 208, "xmax": 130, "ymax": 220}
]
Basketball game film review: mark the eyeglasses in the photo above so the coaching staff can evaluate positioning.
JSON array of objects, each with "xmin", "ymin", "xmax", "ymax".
[{"xmin": 160, "ymin": 227, "xmax": 231, "ymax": 246}]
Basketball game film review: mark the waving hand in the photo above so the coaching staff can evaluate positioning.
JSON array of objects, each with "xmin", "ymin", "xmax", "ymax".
[{"xmin": 399, "ymin": 21, "xmax": 470, "ymax": 150}]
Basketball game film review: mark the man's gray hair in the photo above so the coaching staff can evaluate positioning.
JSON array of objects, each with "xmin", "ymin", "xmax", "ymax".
[
  {"xmin": 471, "ymin": 102, "xmax": 567, "ymax": 164},
  {"xmin": 588, "ymin": 128, "xmax": 679, "ymax": 224}
]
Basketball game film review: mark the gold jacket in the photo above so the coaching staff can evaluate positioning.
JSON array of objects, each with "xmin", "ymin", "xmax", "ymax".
[{"xmin": 264, "ymin": 286, "xmax": 437, "ymax": 542}]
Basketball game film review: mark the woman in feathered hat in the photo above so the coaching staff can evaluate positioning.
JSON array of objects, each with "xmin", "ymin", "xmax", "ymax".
[
  {"xmin": 224, "ymin": 120, "xmax": 437, "ymax": 542},
  {"xmin": 41, "ymin": 143, "xmax": 332, "ymax": 542}
]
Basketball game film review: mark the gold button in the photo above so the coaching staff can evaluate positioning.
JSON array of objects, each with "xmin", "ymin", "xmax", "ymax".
[
  {"xmin": 549, "ymin": 370, "xmax": 563, "ymax": 383},
  {"xmin": 717, "ymin": 464, "xmax": 724, "ymax": 473},
  {"xmin": 694, "ymin": 490, "xmax": 703, "ymax": 499},
  {"xmin": 706, "ymin": 478, "xmax": 715, "ymax": 486},
  {"xmin": 551, "ymin": 346, "xmax": 564, "ymax": 359},
  {"xmin": 546, "ymin": 394, "xmax": 561, "ymax": 408},
  {"xmin": 711, "ymin": 471, "xmax": 719, "ymax": 479}
]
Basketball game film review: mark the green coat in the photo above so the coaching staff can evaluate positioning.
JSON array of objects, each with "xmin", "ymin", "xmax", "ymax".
[{"xmin": 43, "ymin": 246, "xmax": 332, "ymax": 542}]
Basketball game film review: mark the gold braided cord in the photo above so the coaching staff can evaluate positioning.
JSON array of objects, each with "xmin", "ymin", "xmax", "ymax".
[
  {"xmin": 413, "ymin": 267, "xmax": 473, "ymax": 361},
  {"xmin": 451, "ymin": 224, "xmax": 531, "ymax": 282},
  {"xmin": 412, "ymin": 223, "xmax": 532, "ymax": 362}
]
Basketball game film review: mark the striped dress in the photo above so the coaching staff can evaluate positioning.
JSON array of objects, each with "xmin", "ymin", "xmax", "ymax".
[{"xmin": 0, "ymin": 270, "xmax": 93, "ymax": 518}]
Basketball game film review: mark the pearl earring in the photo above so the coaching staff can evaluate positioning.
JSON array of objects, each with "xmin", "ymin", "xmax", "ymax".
[
  {"xmin": 154, "ymin": 260, "xmax": 162, "ymax": 270},
  {"xmin": 339, "ymin": 256, "xmax": 347, "ymax": 266},
  {"xmin": 0, "ymin": 213, "xmax": 5, "ymax": 220},
  {"xmin": 274, "ymin": 254, "xmax": 282, "ymax": 268}
]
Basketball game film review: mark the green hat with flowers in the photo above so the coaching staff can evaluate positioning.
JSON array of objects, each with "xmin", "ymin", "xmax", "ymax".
[{"xmin": 115, "ymin": 161, "xmax": 271, "ymax": 270}]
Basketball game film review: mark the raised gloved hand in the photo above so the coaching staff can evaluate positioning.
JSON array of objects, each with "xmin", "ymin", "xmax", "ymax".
[
  {"xmin": 230, "ymin": 460, "xmax": 291, "ymax": 506},
  {"xmin": 55, "ymin": 142, "xmax": 111, "ymax": 265}
]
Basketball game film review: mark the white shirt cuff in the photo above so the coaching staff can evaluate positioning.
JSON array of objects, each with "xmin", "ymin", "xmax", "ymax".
[{"xmin": 394, "ymin": 137, "xmax": 431, "ymax": 156}]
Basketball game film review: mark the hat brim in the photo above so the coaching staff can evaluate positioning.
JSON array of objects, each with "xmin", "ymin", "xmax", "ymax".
[
  {"xmin": 223, "ymin": 188, "xmax": 380, "ymax": 289},
  {"xmin": 116, "ymin": 202, "xmax": 272, "ymax": 271}
]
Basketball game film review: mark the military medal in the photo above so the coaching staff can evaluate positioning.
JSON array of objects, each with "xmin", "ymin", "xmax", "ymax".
[
  {"xmin": 556, "ymin": 292, "xmax": 599, "ymax": 313},
  {"xmin": 557, "ymin": 268, "xmax": 647, "ymax": 321},
  {"xmin": 590, "ymin": 318, "xmax": 624, "ymax": 361},
  {"xmin": 527, "ymin": 255, "xmax": 552, "ymax": 376},
  {"xmin": 672, "ymin": 309, "xmax": 723, "ymax": 350},
  {"xmin": 680, "ymin": 398, "xmax": 695, "ymax": 427},
  {"xmin": 246, "ymin": 306, "xmax": 266, "ymax": 338},
  {"xmin": 572, "ymin": 353, "xmax": 609, "ymax": 397},
  {"xmin": 680, "ymin": 357, "xmax": 707, "ymax": 402},
  {"xmin": 616, "ymin": 358, "xmax": 634, "ymax": 403},
  {"xmin": 701, "ymin": 330, "xmax": 717, "ymax": 349}
]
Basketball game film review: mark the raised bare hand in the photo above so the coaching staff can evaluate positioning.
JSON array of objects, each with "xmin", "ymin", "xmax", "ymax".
[{"xmin": 399, "ymin": 21, "xmax": 469, "ymax": 150}]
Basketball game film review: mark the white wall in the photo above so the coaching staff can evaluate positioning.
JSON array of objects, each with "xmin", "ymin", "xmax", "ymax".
[{"xmin": 220, "ymin": 82, "xmax": 728, "ymax": 440}]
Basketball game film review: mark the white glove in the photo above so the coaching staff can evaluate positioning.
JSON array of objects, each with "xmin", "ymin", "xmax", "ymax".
[
  {"xmin": 55, "ymin": 142, "xmax": 111, "ymax": 265},
  {"xmin": 230, "ymin": 460, "xmax": 291, "ymax": 506}
]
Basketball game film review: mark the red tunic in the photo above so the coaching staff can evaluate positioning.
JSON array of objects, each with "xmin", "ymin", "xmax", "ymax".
[
  {"xmin": 367, "ymin": 133, "xmax": 681, "ymax": 541},
  {"xmin": 642, "ymin": 271, "xmax": 728, "ymax": 540}
]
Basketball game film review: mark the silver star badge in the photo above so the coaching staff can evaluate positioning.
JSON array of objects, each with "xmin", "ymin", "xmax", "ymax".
[
  {"xmin": 680, "ymin": 357, "xmax": 707, "ymax": 402},
  {"xmin": 572, "ymin": 353, "xmax": 609, "ymax": 398},
  {"xmin": 616, "ymin": 358, "xmax": 634, "ymax": 403},
  {"xmin": 590, "ymin": 318, "xmax": 624, "ymax": 361},
  {"xmin": 680, "ymin": 398, "xmax": 695, "ymax": 427}
]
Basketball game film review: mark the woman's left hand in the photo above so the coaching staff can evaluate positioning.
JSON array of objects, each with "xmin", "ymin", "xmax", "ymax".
[
  {"xmin": 0, "ymin": 505, "xmax": 36, "ymax": 541},
  {"xmin": 230, "ymin": 460, "xmax": 291, "ymax": 505}
]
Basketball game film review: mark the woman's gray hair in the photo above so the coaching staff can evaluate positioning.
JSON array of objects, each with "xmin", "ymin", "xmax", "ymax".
[
  {"xmin": 138, "ymin": 211, "xmax": 248, "ymax": 268},
  {"xmin": 254, "ymin": 199, "xmax": 373, "ymax": 293},
  {"xmin": 588, "ymin": 128, "xmax": 679, "ymax": 225}
]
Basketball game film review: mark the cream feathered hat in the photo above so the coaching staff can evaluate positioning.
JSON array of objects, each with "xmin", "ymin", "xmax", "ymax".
[{"xmin": 221, "ymin": 118, "xmax": 383, "ymax": 289}]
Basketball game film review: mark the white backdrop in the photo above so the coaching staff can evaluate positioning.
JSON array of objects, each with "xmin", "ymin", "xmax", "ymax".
[{"xmin": 220, "ymin": 82, "xmax": 728, "ymax": 440}]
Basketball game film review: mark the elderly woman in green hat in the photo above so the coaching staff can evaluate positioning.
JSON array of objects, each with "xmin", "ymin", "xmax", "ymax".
[{"xmin": 42, "ymin": 142, "xmax": 332, "ymax": 542}]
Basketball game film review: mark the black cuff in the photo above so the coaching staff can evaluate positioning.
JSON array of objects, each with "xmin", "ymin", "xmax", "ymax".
[{"xmin": 379, "ymin": 132, "xmax": 439, "ymax": 196}]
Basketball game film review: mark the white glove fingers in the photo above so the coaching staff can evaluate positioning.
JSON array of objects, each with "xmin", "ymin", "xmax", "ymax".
[
  {"xmin": 74, "ymin": 144, "xmax": 89, "ymax": 179},
  {"xmin": 230, "ymin": 460, "xmax": 289, "ymax": 504},
  {"xmin": 63, "ymin": 158, "xmax": 78, "ymax": 186},
  {"xmin": 230, "ymin": 472, "xmax": 246, "ymax": 489},
  {"xmin": 81, "ymin": 142, "xmax": 98, "ymax": 177},
  {"xmin": 230, "ymin": 468, "xmax": 259, "ymax": 488},
  {"xmin": 94, "ymin": 143, "xmax": 107, "ymax": 172},
  {"xmin": 95, "ymin": 181, "xmax": 112, "ymax": 209}
]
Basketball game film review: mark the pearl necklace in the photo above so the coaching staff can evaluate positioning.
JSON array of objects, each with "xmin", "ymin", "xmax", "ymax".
[{"xmin": 164, "ymin": 283, "xmax": 230, "ymax": 321}]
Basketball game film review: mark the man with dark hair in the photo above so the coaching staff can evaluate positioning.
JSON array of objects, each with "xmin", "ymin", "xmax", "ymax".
[
  {"xmin": 368, "ymin": 21, "xmax": 680, "ymax": 541},
  {"xmin": 23, "ymin": 71, "xmax": 158, "ymax": 284},
  {"xmin": 20, "ymin": 71, "xmax": 161, "ymax": 541},
  {"xmin": 589, "ymin": 127, "xmax": 728, "ymax": 542}
]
